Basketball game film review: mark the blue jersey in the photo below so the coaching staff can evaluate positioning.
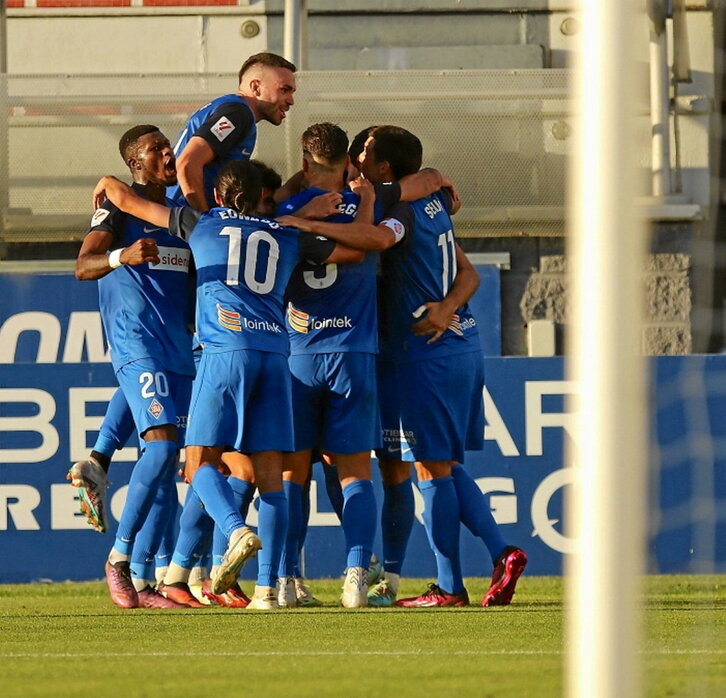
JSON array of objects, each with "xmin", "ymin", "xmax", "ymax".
[
  {"xmin": 279, "ymin": 187, "xmax": 379, "ymax": 355},
  {"xmin": 89, "ymin": 185, "xmax": 195, "ymax": 377},
  {"xmin": 379, "ymin": 189, "xmax": 480, "ymax": 361},
  {"xmin": 167, "ymin": 94, "xmax": 256, "ymax": 207},
  {"xmin": 169, "ymin": 206, "xmax": 332, "ymax": 355}
]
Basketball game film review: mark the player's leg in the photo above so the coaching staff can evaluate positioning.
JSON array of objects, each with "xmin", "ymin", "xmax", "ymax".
[
  {"xmin": 184, "ymin": 350, "xmax": 263, "ymax": 596},
  {"xmin": 370, "ymin": 358, "xmax": 414, "ymax": 605},
  {"xmin": 368, "ymin": 458, "xmax": 414, "ymax": 606},
  {"xmin": 318, "ymin": 352, "xmax": 380, "ymax": 608},
  {"xmin": 333, "ymin": 451, "xmax": 377, "ymax": 608},
  {"xmin": 281, "ymin": 355, "xmax": 322, "ymax": 606},
  {"xmin": 68, "ymin": 387, "xmax": 134, "ymax": 533},
  {"xmin": 158, "ymin": 485, "xmax": 212, "ymax": 608},
  {"xmin": 242, "ymin": 351, "xmax": 295, "ymax": 609},
  {"xmin": 203, "ymin": 451, "xmax": 256, "ymax": 607},
  {"xmin": 388, "ymin": 356, "xmax": 471, "ymax": 608},
  {"xmin": 279, "ymin": 450, "xmax": 312, "ymax": 607},
  {"xmin": 130, "ymin": 476, "xmax": 191, "ymax": 609},
  {"xmin": 248, "ymin": 450, "xmax": 287, "ymax": 609}
]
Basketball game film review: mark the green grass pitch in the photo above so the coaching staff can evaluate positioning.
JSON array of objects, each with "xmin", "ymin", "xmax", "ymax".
[{"xmin": 0, "ymin": 575, "xmax": 723, "ymax": 697}]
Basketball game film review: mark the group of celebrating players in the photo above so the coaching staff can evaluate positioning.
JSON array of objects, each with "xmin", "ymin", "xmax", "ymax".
[{"xmin": 67, "ymin": 51, "xmax": 527, "ymax": 610}]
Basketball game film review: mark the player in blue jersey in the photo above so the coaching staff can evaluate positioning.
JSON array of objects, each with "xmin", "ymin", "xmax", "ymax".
[
  {"xmin": 160, "ymin": 161, "xmax": 282, "ymax": 609},
  {"xmin": 168, "ymin": 52, "xmax": 296, "ymax": 211},
  {"xmin": 275, "ymin": 123, "xmax": 378, "ymax": 607},
  {"xmin": 278, "ymin": 125, "xmax": 528, "ymax": 608},
  {"xmin": 93, "ymin": 159, "xmax": 359, "ymax": 608},
  {"xmin": 76, "ymin": 124, "xmax": 196, "ymax": 609}
]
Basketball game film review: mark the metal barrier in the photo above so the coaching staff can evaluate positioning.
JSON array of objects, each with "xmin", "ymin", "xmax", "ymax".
[{"xmin": 0, "ymin": 69, "xmax": 658, "ymax": 252}]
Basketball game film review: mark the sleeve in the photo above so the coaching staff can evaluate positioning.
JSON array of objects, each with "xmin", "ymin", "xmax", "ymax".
[
  {"xmin": 439, "ymin": 187, "xmax": 453, "ymax": 214},
  {"xmin": 193, "ymin": 102, "xmax": 255, "ymax": 158},
  {"xmin": 87, "ymin": 202, "xmax": 124, "ymax": 245},
  {"xmin": 374, "ymin": 181, "xmax": 402, "ymax": 213},
  {"xmin": 169, "ymin": 206, "xmax": 203, "ymax": 241},
  {"xmin": 379, "ymin": 201, "xmax": 414, "ymax": 248},
  {"xmin": 299, "ymin": 234, "xmax": 338, "ymax": 265}
]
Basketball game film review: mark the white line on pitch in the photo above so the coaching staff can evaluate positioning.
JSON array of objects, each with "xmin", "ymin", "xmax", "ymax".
[{"xmin": 2, "ymin": 649, "xmax": 724, "ymax": 659}]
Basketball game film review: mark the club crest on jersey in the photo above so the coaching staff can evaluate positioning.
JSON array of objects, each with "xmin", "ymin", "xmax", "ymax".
[
  {"xmin": 211, "ymin": 116, "xmax": 235, "ymax": 142},
  {"xmin": 91, "ymin": 208, "xmax": 110, "ymax": 227},
  {"xmin": 287, "ymin": 303, "xmax": 310, "ymax": 334},
  {"xmin": 217, "ymin": 303, "xmax": 242, "ymax": 332},
  {"xmin": 147, "ymin": 398, "xmax": 164, "ymax": 420}
]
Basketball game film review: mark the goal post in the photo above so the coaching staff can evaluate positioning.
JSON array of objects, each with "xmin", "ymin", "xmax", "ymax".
[{"xmin": 566, "ymin": 1, "xmax": 649, "ymax": 696}]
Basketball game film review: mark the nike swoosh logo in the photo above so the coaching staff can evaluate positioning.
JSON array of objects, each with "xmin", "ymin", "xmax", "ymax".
[
  {"xmin": 143, "ymin": 226, "xmax": 162, "ymax": 233},
  {"xmin": 386, "ymin": 445, "xmax": 401, "ymax": 453},
  {"xmin": 242, "ymin": 149, "xmax": 252, "ymax": 157}
]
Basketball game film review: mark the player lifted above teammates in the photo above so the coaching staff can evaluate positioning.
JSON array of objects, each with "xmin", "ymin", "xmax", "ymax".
[
  {"xmin": 168, "ymin": 52, "xmax": 296, "ymax": 211},
  {"xmin": 279, "ymin": 125, "xmax": 527, "ymax": 608}
]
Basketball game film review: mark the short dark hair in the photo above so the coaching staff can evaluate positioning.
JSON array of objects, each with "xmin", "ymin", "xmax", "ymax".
[
  {"xmin": 348, "ymin": 126, "xmax": 378, "ymax": 164},
  {"xmin": 214, "ymin": 160, "xmax": 262, "ymax": 215},
  {"xmin": 369, "ymin": 126, "xmax": 423, "ymax": 179},
  {"xmin": 118, "ymin": 124, "xmax": 160, "ymax": 164},
  {"xmin": 249, "ymin": 159, "xmax": 282, "ymax": 192},
  {"xmin": 302, "ymin": 123, "xmax": 349, "ymax": 166},
  {"xmin": 239, "ymin": 52, "xmax": 297, "ymax": 83}
]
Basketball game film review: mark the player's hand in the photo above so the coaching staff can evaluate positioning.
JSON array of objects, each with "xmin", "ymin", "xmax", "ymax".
[
  {"xmin": 410, "ymin": 301, "xmax": 455, "ymax": 344},
  {"xmin": 92, "ymin": 176, "xmax": 122, "ymax": 210},
  {"xmin": 294, "ymin": 192, "xmax": 342, "ymax": 220},
  {"xmin": 122, "ymin": 238, "xmax": 161, "ymax": 266},
  {"xmin": 348, "ymin": 176, "xmax": 374, "ymax": 199},
  {"xmin": 276, "ymin": 214, "xmax": 315, "ymax": 232},
  {"xmin": 441, "ymin": 175, "xmax": 462, "ymax": 212}
]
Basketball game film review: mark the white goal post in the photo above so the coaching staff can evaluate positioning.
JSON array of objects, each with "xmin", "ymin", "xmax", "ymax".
[{"xmin": 566, "ymin": 1, "xmax": 648, "ymax": 697}]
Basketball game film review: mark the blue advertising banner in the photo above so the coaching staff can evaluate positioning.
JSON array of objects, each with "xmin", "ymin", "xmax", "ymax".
[{"xmin": 1, "ymin": 271, "xmax": 724, "ymax": 582}]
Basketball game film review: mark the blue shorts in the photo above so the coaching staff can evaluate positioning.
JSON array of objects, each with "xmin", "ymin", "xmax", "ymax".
[
  {"xmin": 116, "ymin": 358, "xmax": 192, "ymax": 446},
  {"xmin": 376, "ymin": 351, "xmax": 484, "ymax": 463},
  {"xmin": 186, "ymin": 349, "xmax": 294, "ymax": 453},
  {"xmin": 289, "ymin": 352, "xmax": 381, "ymax": 454}
]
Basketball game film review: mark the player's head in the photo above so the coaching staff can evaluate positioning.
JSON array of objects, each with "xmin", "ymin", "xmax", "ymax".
[
  {"xmin": 249, "ymin": 159, "xmax": 282, "ymax": 216},
  {"xmin": 301, "ymin": 122, "xmax": 349, "ymax": 177},
  {"xmin": 118, "ymin": 124, "xmax": 177, "ymax": 186},
  {"xmin": 359, "ymin": 125, "xmax": 422, "ymax": 183},
  {"xmin": 238, "ymin": 52, "xmax": 297, "ymax": 126},
  {"xmin": 214, "ymin": 160, "xmax": 262, "ymax": 214},
  {"xmin": 346, "ymin": 125, "xmax": 378, "ymax": 180}
]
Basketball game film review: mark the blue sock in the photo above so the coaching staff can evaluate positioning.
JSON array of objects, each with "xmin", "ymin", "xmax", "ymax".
[
  {"xmin": 173, "ymin": 486, "xmax": 214, "ymax": 569},
  {"xmin": 279, "ymin": 481, "xmax": 303, "ymax": 577},
  {"xmin": 419, "ymin": 477, "xmax": 464, "ymax": 595},
  {"xmin": 342, "ymin": 480, "xmax": 376, "ymax": 570},
  {"xmin": 451, "ymin": 465, "xmax": 508, "ymax": 563},
  {"xmin": 113, "ymin": 440, "xmax": 178, "ymax": 556},
  {"xmin": 211, "ymin": 476, "xmax": 256, "ymax": 566},
  {"xmin": 190, "ymin": 466, "xmax": 245, "ymax": 540},
  {"xmin": 229, "ymin": 477, "xmax": 256, "ymax": 520},
  {"xmin": 381, "ymin": 478, "xmax": 415, "ymax": 575},
  {"xmin": 323, "ymin": 464, "xmax": 344, "ymax": 522},
  {"xmin": 256, "ymin": 491, "xmax": 288, "ymax": 588},
  {"xmin": 294, "ymin": 479, "xmax": 311, "ymax": 578},
  {"xmin": 93, "ymin": 389, "xmax": 135, "ymax": 456},
  {"xmin": 130, "ymin": 476, "xmax": 176, "ymax": 583},
  {"xmin": 156, "ymin": 478, "xmax": 180, "ymax": 571}
]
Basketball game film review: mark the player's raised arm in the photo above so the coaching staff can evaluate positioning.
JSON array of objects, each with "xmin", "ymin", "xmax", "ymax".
[
  {"xmin": 92, "ymin": 176, "xmax": 172, "ymax": 230},
  {"xmin": 175, "ymin": 137, "xmax": 216, "ymax": 212}
]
